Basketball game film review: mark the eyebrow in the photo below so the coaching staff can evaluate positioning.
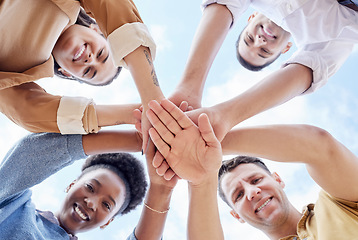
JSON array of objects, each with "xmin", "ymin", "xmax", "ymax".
[{"xmin": 93, "ymin": 179, "xmax": 117, "ymax": 207}]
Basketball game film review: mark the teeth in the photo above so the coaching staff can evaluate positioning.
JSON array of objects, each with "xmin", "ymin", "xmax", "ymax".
[
  {"xmin": 74, "ymin": 45, "xmax": 85, "ymax": 61},
  {"xmin": 263, "ymin": 27, "xmax": 274, "ymax": 38},
  {"xmin": 257, "ymin": 198, "xmax": 271, "ymax": 212},
  {"xmin": 75, "ymin": 206, "xmax": 88, "ymax": 221}
]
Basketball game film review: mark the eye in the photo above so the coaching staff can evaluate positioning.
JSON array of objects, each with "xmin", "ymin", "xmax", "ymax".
[
  {"xmin": 252, "ymin": 177, "xmax": 262, "ymax": 184},
  {"xmin": 85, "ymin": 183, "xmax": 94, "ymax": 193},
  {"xmin": 247, "ymin": 34, "xmax": 254, "ymax": 42},
  {"xmin": 103, "ymin": 202, "xmax": 111, "ymax": 211},
  {"xmin": 83, "ymin": 67, "xmax": 91, "ymax": 77},
  {"xmin": 261, "ymin": 48, "xmax": 270, "ymax": 54},
  {"xmin": 235, "ymin": 191, "xmax": 244, "ymax": 202},
  {"xmin": 97, "ymin": 49, "xmax": 104, "ymax": 59}
]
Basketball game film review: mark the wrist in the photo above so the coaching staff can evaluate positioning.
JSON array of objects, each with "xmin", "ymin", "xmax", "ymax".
[{"xmin": 188, "ymin": 172, "xmax": 218, "ymax": 189}]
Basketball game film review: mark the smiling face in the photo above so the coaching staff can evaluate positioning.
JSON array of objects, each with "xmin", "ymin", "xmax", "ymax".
[
  {"xmin": 221, "ymin": 164, "xmax": 290, "ymax": 231},
  {"xmin": 56, "ymin": 168, "xmax": 126, "ymax": 235},
  {"xmin": 52, "ymin": 24, "xmax": 117, "ymax": 85},
  {"xmin": 238, "ymin": 12, "xmax": 292, "ymax": 67}
]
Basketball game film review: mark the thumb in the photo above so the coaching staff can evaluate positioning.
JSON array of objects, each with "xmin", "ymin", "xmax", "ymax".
[{"xmin": 198, "ymin": 113, "xmax": 220, "ymax": 148}]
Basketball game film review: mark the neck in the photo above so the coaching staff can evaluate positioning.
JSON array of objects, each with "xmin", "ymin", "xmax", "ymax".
[{"xmin": 265, "ymin": 204, "xmax": 302, "ymax": 240}]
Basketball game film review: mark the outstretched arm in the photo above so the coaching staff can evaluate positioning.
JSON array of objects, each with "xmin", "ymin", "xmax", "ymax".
[
  {"xmin": 132, "ymin": 142, "xmax": 178, "ymax": 240},
  {"xmin": 222, "ymin": 124, "xmax": 358, "ymax": 202},
  {"xmin": 169, "ymin": 3, "xmax": 233, "ymax": 109},
  {"xmin": 186, "ymin": 63, "xmax": 313, "ymax": 141},
  {"xmin": 146, "ymin": 99, "xmax": 224, "ymax": 240},
  {"xmin": 124, "ymin": 46, "xmax": 165, "ymax": 152}
]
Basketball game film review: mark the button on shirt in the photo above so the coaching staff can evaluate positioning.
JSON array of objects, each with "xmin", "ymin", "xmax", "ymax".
[{"xmin": 201, "ymin": 0, "xmax": 358, "ymax": 93}]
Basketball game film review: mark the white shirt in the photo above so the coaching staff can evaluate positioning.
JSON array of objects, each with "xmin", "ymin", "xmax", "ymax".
[{"xmin": 202, "ymin": 0, "xmax": 358, "ymax": 93}]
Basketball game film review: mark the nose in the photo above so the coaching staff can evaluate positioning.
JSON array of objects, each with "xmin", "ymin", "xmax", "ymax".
[
  {"xmin": 84, "ymin": 52, "xmax": 93, "ymax": 64},
  {"xmin": 254, "ymin": 35, "xmax": 267, "ymax": 47},
  {"xmin": 246, "ymin": 186, "xmax": 261, "ymax": 201},
  {"xmin": 84, "ymin": 197, "xmax": 97, "ymax": 211}
]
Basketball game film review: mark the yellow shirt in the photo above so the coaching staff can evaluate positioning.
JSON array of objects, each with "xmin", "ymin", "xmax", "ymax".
[{"xmin": 280, "ymin": 190, "xmax": 358, "ymax": 240}]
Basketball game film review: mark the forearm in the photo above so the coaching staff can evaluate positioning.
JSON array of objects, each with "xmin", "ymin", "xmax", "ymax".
[
  {"xmin": 95, "ymin": 103, "xmax": 141, "ymax": 127},
  {"xmin": 124, "ymin": 45, "xmax": 165, "ymax": 104},
  {"xmin": 188, "ymin": 175, "xmax": 224, "ymax": 240},
  {"xmin": 215, "ymin": 64, "xmax": 313, "ymax": 130},
  {"xmin": 178, "ymin": 4, "xmax": 232, "ymax": 97},
  {"xmin": 134, "ymin": 183, "xmax": 173, "ymax": 240},
  {"xmin": 222, "ymin": 124, "xmax": 327, "ymax": 164},
  {"xmin": 82, "ymin": 130, "xmax": 142, "ymax": 155}
]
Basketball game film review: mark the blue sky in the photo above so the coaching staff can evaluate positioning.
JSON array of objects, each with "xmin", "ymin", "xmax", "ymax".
[{"xmin": 1, "ymin": 0, "xmax": 358, "ymax": 239}]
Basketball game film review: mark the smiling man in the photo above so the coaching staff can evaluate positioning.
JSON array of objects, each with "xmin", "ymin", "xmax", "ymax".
[
  {"xmin": 169, "ymin": 0, "xmax": 358, "ymax": 145},
  {"xmin": 147, "ymin": 99, "xmax": 358, "ymax": 240}
]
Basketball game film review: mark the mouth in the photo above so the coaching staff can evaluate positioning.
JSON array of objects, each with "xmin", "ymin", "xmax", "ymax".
[
  {"xmin": 261, "ymin": 25, "xmax": 276, "ymax": 40},
  {"xmin": 73, "ymin": 44, "xmax": 86, "ymax": 61},
  {"xmin": 255, "ymin": 197, "xmax": 273, "ymax": 213},
  {"xmin": 73, "ymin": 203, "xmax": 90, "ymax": 221}
]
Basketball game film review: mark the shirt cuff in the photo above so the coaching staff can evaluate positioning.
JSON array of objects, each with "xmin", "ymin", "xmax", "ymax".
[
  {"xmin": 283, "ymin": 50, "xmax": 329, "ymax": 95},
  {"xmin": 57, "ymin": 96, "xmax": 94, "ymax": 134},
  {"xmin": 108, "ymin": 22, "xmax": 156, "ymax": 68}
]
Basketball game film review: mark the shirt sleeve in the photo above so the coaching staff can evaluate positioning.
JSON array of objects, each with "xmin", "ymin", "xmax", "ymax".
[
  {"xmin": 0, "ymin": 82, "xmax": 100, "ymax": 134},
  {"xmin": 283, "ymin": 40, "xmax": 354, "ymax": 94},
  {"xmin": 126, "ymin": 229, "xmax": 138, "ymax": 240},
  {"xmin": 80, "ymin": 0, "xmax": 156, "ymax": 67},
  {"xmin": 201, "ymin": 0, "xmax": 251, "ymax": 26},
  {"xmin": 0, "ymin": 133, "xmax": 86, "ymax": 202}
]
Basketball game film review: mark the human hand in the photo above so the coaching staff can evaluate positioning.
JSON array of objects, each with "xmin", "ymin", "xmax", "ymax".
[
  {"xmin": 145, "ymin": 140, "xmax": 179, "ymax": 189},
  {"xmin": 185, "ymin": 106, "xmax": 231, "ymax": 142},
  {"xmin": 146, "ymin": 99, "xmax": 222, "ymax": 186},
  {"xmin": 168, "ymin": 86, "xmax": 201, "ymax": 110}
]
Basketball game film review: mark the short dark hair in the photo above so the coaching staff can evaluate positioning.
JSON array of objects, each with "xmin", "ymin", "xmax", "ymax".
[
  {"xmin": 236, "ymin": 28, "xmax": 281, "ymax": 72},
  {"xmin": 53, "ymin": 8, "xmax": 122, "ymax": 86},
  {"xmin": 218, "ymin": 155, "xmax": 270, "ymax": 207},
  {"xmin": 80, "ymin": 153, "xmax": 147, "ymax": 216}
]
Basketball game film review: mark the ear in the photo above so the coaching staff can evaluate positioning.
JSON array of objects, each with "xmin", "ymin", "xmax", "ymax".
[
  {"xmin": 272, "ymin": 172, "xmax": 285, "ymax": 189},
  {"xmin": 65, "ymin": 180, "xmax": 77, "ymax": 193},
  {"xmin": 230, "ymin": 210, "xmax": 245, "ymax": 223},
  {"xmin": 89, "ymin": 23, "xmax": 103, "ymax": 35},
  {"xmin": 58, "ymin": 68, "xmax": 73, "ymax": 78},
  {"xmin": 281, "ymin": 42, "xmax": 292, "ymax": 54},
  {"xmin": 248, "ymin": 12, "xmax": 258, "ymax": 22},
  {"xmin": 100, "ymin": 218, "xmax": 114, "ymax": 229}
]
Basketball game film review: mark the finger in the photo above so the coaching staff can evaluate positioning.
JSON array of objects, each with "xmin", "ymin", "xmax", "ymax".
[
  {"xmin": 142, "ymin": 128, "xmax": 149, "ymax": 154},
  {"xmin": 146, "ymin": 108, "xmax": 176, "ymax": 145},
  {"xmin": 156, "ymin": 160, "xmax": 170, "ymax": 176},
  {"xmin": 148, "ymin": 128, "xmax": 171, "ymax": 158},
  {"xmin": 135, "ymin": 121, "xmax": 142, "ymax": 133},
  {"xmin": 179, "ymin": 101, "xmax": 189, "ymax": 112},
  {"xmin": 153, "ymin": 150, "xmax": 165, "ymax": 168},
  {"xmin": 159, "ymin": 99, "xmax": 195, "ymax": 129},
  {"xmin": 187, "ymin": 106, "xmax": 194, "ymax": 111},
  {"xmin": 148, "ymin": 100, "xmax": 183, "ymax": 135},
  {"xmin": 198, "ymin": 113, "xmax": 220, "ymax": 148},
  {"xmin": 133, "ymin": 109, "xmax": 142, "ymax": 121},
  {"xmin": 163, "ymin": 168, "xmax": 176, "ymax": 181}
]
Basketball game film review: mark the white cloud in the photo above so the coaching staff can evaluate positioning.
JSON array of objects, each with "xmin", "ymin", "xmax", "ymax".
[{"xmin": 149, "ymin": 25, "xmax": 172, "ymax": 53}]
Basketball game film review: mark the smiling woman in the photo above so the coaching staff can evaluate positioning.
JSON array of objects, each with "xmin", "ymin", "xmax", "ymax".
[
  {"xmin": 0, "ymin": 0, "xmax": 163, "ymax": 137},
  {"xmin": 0, "ymin": 130, "xmax": 147, "ymax": 240}
]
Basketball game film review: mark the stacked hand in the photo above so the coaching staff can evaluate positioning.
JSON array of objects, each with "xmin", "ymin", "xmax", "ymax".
[{"xmin": 146, "ymin": 99, "xmax": 222, "ymax": 186}]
